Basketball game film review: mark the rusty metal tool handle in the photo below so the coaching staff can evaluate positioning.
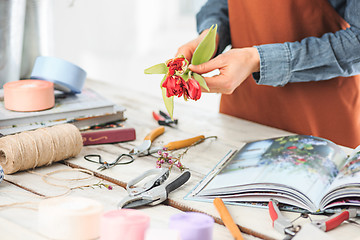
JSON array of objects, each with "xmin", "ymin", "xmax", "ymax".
[{"xmin": 163, "ymin": 135, "xmax": 205, "ymax": 150}]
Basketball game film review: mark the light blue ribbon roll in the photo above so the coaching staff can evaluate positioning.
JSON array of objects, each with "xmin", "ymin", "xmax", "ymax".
[{"xmin": 31, "ymin": 56, "xmax": 86, "ymax": 93}]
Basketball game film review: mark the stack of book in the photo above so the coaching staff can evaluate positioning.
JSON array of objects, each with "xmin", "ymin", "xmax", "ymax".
[{"xmin": 0, "ymin": 88, "xmax": 136, "ymax": 144}]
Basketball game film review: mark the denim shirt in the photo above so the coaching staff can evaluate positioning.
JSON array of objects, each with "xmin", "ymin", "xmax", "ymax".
[{"xmin": 196, "ymin": 0, "xmax": 360, "ymax": 86}]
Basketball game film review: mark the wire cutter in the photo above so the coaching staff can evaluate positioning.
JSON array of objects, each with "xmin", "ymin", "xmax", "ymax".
[
  {"xmin": 129, "ymin": 126, "xmax": 204, "ymax": 157},
  {"xmin": 152, "ymin": 110, "xmax": 178, "ymax": 127},
  {"xmin": 118, "ymin": 168, "xmax": 191, "ymax": 208},
  {"xmin": 269, "ymin": 199, "xmax": 359, "ymax": 239}
]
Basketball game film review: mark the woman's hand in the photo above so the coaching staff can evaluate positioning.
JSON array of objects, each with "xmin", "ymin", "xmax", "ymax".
[{"xmin": 189, "ymin": 47, "xmax": 260, "ymax": 94}]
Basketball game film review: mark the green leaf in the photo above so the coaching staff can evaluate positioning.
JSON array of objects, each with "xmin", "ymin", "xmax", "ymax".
[
  {"xmin": 191, "ymin": 24, "xmax": 217, "ymax": 65},
  {"xmin": 193, "ymin": 73, "xmax": 209, "ymax": 92},
  {"xmin": 144, "ymin": 63, "xmax": 168, "ymax": 74},
  {"xmin": 162, "ymin": 87, "xmax": 174, "ymax": 120},
  {"xmin": 181, "ymin": 73, "xmax": 189, "ymax": 81}
]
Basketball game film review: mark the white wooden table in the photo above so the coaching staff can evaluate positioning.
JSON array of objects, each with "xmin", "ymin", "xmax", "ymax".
[{"xmin": 1, "ymin": 79, "xmax": 359, "ymax": 240}]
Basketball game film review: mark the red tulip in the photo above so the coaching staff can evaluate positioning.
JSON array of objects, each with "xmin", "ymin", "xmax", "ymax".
[
  {"xmin": 185, "ymin": 78, "xmax": 201, "ymax": 100},
  {"xmin": 166, "ymin": 57, "xmax": 188, "ymax": 75},
  {"xmin": 162, "ymin": 75, "xmax": 186, "ymax": 98}
]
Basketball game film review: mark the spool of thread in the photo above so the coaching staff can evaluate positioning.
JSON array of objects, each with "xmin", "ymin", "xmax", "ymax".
[
  {"xmin": 38, "ymin": 196, "xmax": 103, "ymax": 240},
  {"xmin": 169, "ymin": 212, "xmax": 214, "ymax": 240},
  {"xmin": 100, "ymin": 209, "xmax": 150, "ymax": 240},
  {"xmin": 0, "ymin": 124, "xmax": 83, "ymax": 174},
  {"xmin": 3, "ymin": 79, "xmax": 54, "ymax": 112},
  {"xmin": 31, "ymin": 56, "xmax": 86, "ymax": 93}
]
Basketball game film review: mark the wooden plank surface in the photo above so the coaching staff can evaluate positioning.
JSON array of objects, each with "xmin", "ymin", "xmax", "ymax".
[
  {"xmin": 1, "ymin": 163, "xmax": 242, "ymax": 239},
  {"xmin": 1, "ymin": 79, "xmax": 359, "ymax": 240},
  {"xmin": 76, "ymin": 79, "xmax": 360, "ymax": 240}
]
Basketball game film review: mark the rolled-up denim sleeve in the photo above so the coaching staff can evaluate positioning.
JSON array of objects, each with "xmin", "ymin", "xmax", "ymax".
[
  {"xmin": 253, "ymin": 0, "xmax": 360, "ymax": 87},
  {"xmin": 196, "ymin": 0, "xmax": 230, "ymax": 54}
]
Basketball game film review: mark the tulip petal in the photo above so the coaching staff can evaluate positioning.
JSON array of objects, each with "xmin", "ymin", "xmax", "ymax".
[
  {"xmin": 193, "ymin": 73, "xmax": 209, "ymax": 92},
  {"xmin": 144, "ymin": 63, "xmax": 168, "ymax": 74},
  {"xmin": 191, "ymin": 24, "xmax": 217, "ymax": 65}
]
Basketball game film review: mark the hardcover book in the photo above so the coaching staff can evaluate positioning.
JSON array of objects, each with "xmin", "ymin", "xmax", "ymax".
[
  {"xmin": 0, "ymin": 88, "xmax": 125, "ymax": 135},
  {"xmin": 81, "ymin": 127, "xmax": 136, "ymax": 145},
  {"xmin": 186, "ymin": 135, "xmax": 360, "ymax": 214}
]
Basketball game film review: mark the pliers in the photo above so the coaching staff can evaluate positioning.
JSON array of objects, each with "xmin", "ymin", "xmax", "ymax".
[
  {"xmin": 129, "ymin": 126, "xmax": 204, "ymax": 157},
  {"xmin": 118, "ymin": 168, "xmax": 191, "ymax": 208},
  {"xmin": 269, "ymin": 199, "xmax": 359, "ymax": 239},
  {"xmin": 152, "ymin": 110, "xmax": 178, "ymax": 127}
]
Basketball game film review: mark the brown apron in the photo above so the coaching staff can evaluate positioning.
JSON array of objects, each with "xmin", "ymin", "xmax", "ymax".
[{"xmin": 222, "ymin": 0, "xmax": 360, "ymax": 148}]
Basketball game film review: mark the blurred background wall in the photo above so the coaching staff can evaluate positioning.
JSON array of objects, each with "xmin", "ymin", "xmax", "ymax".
[
  {"xmin": 0, "ymin": 0, "xmax": 220, "ymax": 112},
  {"xmin": 50, "ymin": 0, "xmax": 220, "ymax": 112}
]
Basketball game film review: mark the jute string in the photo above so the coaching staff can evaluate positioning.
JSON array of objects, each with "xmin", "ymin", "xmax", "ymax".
[
  {"xmin": 0, "ymin": 168, "xmax": 98, "ymax": 210},
  {"xmin": 0, "ymin": 124, "xmax": 83, "ymax": 174}
]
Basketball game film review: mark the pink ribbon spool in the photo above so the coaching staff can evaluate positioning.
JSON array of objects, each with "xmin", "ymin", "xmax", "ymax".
[
  {"xmin": 169, "ymin": 212, "xmax": 214, "ymax": 240},
  {"xmin": 3, "ymin": 79, "xmax": 54, "ymax": 112},
  {"xmin": 100, "ymin": 209, "xmax": 150, "ymax": 240}
]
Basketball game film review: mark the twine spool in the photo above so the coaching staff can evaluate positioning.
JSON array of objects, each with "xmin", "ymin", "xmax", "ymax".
[{"xmin": 0, "ymin": 124, "xmax": 83, "ymax": 174}]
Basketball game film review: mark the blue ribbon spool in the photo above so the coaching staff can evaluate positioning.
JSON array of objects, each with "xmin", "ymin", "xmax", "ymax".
[{"xmin": 31, "ymin": 56, "xmax": 87, "ymax": 94}]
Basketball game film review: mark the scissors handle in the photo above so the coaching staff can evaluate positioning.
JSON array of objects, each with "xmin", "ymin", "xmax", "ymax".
[
  {"xmin": 165, "ymin": 171, "xmax": 191, "ymax": 195},
  {"xmin": 164, "ymin": 135, "xmax": 205, "ymax": 150},
  {"xmin": 144, "ymin": 126, "xmax": 165, "ymax": 141}
]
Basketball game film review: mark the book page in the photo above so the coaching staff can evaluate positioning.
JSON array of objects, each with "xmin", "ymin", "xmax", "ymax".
[
  {"xmin": 199, "ymin": 135, "xmax": 347, "ymax": 208},
  {"xmin": 327, "ymin": 145, "xmax": 360, "ymax": 189},
  {"xmin": 320, "ymin": 145, "xmax": 360, "ymax": 209}
]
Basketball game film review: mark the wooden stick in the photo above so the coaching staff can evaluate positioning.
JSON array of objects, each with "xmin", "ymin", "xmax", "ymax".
[{"xmin": 213, "ymin": 198, "xmax": 244, "ymax": 240}]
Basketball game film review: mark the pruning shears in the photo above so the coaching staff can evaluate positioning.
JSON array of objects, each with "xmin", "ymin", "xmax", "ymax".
[
  {"xmin": 152, "ymin": 110, "xmax": 178, "ymax": 127},
  {"xmin": 269, "ymin": 199, "xmax": 359, "ymax": 239},
  {"xmin": 129, "ymin": 126, "xmax": 204, "ymax": 157},
  {"xmin": 118, "ymin": 168, "xmax": 191, "ymax": 209}
]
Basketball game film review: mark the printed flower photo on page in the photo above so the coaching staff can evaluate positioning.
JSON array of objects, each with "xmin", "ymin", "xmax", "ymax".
[{"xmin": 144, "ymin": 25, "xmax": 217, "ymax": 119}]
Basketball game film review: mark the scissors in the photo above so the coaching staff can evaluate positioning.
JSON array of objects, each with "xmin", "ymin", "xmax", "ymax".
[
  {"xmin": 118, "ymin": 168, "xmax": 191, "ymax": 209},
  {"xmin": 129, "ymin": 126, "xmax": 204, "ymax": 157},
  {"xmin": 84, "ymin": 153, "xmax": 134, "ymax": 171}
]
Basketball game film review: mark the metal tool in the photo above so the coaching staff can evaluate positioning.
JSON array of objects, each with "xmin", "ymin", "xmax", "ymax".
[
  {"xmin": 268, "ymin": 199, "xmax": 301, "ymax": 239},
  {"xmin": 129, "ymin": 126, "xmax": 204, "ymax": 157},
  {"xmin": 269, "ymin": 199, "xmax": 359, "ymax": 239},
  {"xmin": 312, "ymin": 208, "xmax": 358, "ymax": 232},
  {"xmin": 152, "ymin": 110, "xmax": 178, "ymax": 127},
  {"xmin": 84, "ymin": 153, "xmax": 134, "ymax": 171},
  {"xmin": 126, "ymin": 168, "xmax": 170, "ymax": 196},
  {"xmin": 118, "ymin": 169, "xmax": 191, "ymax": 209}
]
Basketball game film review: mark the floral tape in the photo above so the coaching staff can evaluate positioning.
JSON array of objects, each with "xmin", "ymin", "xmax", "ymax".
[
  {"xmin": 31, "ymin": 56, "xmax": 86, "ymax": 94},
  {"xmin": 3, "ymin": 79, "xmax": 54, "ymax": 112},
  {"xmin": 100, "ymin": 209, "xmax": 150, "ymax": 240},
  {"xmin": 38, "ymin": 196, "xmax": 103, "ymax": 240},
  {"xmin": 169, "ymin": 212, "xmax": 214, "ymax": 240}
]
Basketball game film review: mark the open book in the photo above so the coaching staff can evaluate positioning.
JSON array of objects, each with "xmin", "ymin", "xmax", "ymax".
[{"xmin": 186, "ymin": 135, "xmax": 360, "ymax": 213}]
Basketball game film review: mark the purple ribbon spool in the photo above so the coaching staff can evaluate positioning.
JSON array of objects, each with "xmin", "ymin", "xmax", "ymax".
[{"xmin": 169, "ymin": 212, "xmax": 214, "ymax": 240}]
